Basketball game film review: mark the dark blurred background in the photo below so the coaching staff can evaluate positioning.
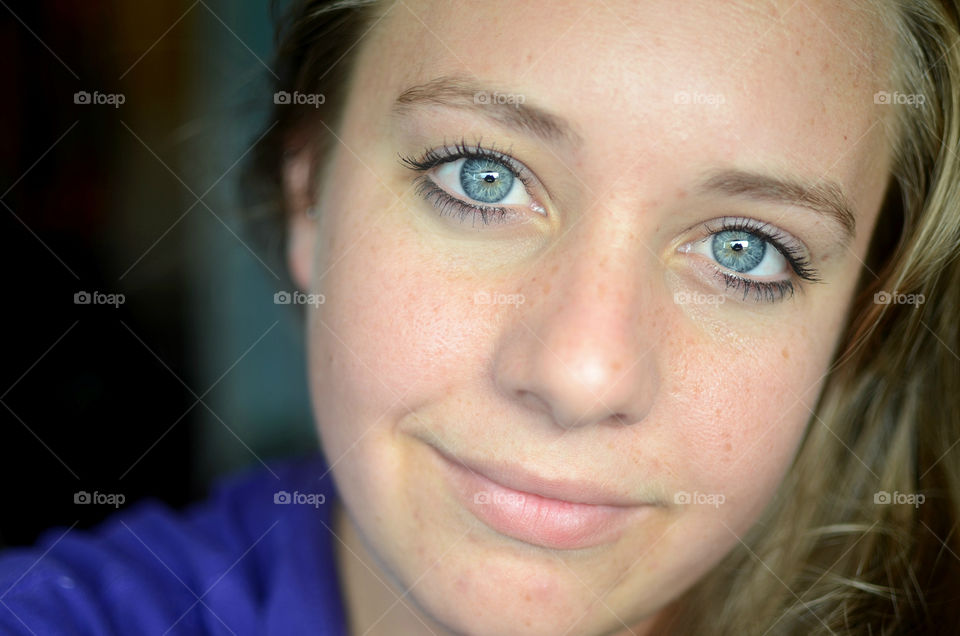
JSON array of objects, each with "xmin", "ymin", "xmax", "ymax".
[{"xmin": 0, "ymin": 1, "xmax": 315, "ymax": 547}]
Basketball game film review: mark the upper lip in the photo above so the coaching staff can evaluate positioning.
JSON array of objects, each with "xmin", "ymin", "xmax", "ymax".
[{"xmin": 430, "ymin": 443, "xmax": 651, "ymax": 507}]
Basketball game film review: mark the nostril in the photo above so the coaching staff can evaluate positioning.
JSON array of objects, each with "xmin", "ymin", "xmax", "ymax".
[{"xmin": 516, "ymin": 389, "xmax": 552, "ymax": 417}]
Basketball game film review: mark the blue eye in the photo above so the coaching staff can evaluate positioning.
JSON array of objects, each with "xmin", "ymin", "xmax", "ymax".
[
  {"xmin": 431, "ymin": 157, "xmax": 532, "ymax": 208},
  {"xmin": 711, "ymin": 230, "xmax": 766, "ymax": 272},
  {"xmin": 691, "ymin": 225, "xmax": 789, "ymax": 278},
  {"xmin": 460, "ymin": 158, "xmax": 514, "ymax": 203},
  {"xmin": 685, "ymin": 218, "xmax": 822, "ymax": 302},
  {"xmin": 398, "ymin": 142, "xmax": 545, "ymax": 226}
]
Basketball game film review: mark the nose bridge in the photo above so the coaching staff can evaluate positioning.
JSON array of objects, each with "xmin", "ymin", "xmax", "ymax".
[
  {"xmin": 496, "ymin": 213, "xmax": 661, "ymax": 430},
  {"xmin": 542, "ymin": 220, "xmax": 647, "ymax": 370},
  {"xmin": 546, "ymin": 237, "xmax": 633, "ymax": 347}
]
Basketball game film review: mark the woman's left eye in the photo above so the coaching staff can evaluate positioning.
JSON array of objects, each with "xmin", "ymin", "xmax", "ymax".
[
  {"xmin": 694, "ymin": 229, "xmax": 789, "ymax": 277},
  {"xmin": 433, "ymin": 157, "xmax": 532, "ymax": 206}
]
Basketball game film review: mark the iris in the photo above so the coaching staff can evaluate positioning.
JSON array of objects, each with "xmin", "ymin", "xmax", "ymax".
[
  {"xmin": 711, "ymin": 230, "xmax": 766, "ymax": 273},
  {"xmin": 460, "ymin": 158, "xmax": 514, "ymax": 203}
]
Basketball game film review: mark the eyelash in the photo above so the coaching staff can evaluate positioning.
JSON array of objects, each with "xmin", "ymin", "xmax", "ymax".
[
  {"xmin": 399, "ymin": 143, "xmax": 820, "ymax": 303},
  {"xmin": 399, "ymin": 140, "xmax": 529, "ymax": 225},
  {"xmin": 701, "ymin": 218, "xmax": 820, "ymax": 303}
]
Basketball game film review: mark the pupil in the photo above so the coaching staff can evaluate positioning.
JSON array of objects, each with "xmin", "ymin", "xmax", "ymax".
[{"xmin": 483, "ymin": 173, "xmax": 496, "ymax": 183}]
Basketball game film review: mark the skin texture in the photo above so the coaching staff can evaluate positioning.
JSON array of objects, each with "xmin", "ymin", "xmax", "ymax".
[{"xmin": 284, "ymin": 1, "xmax": 896, "ymax": 634}]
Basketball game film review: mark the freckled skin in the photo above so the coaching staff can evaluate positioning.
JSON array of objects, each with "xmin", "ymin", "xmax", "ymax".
[{"xmin": 285, "ymin": 1, "xmax": 896, "ymax": 635}]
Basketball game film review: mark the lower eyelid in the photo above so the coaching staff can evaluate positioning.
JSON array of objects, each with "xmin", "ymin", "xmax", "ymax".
[
  {"xmin": 717, "ymin": 271, "xmax": 796, "ymax": 302},
  {"xmin": 415, "ymin": 176, "xmax": 515, "ymax": 224},
  {"xmin": 677, "ymin": 246, "xmax": 800, "ymax": 304}
]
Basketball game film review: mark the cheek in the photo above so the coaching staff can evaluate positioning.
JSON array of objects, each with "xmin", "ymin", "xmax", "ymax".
[
  {"xmin": 305, "ymin": 189, "xmax": 490, "ymax": 459},
  {"xmin": 658, "ymin": 321, "xmax": 834, "ymax": 529}
]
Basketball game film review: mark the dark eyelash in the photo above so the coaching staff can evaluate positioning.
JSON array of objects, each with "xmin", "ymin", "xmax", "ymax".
[
  {"xmin": 413, "ymin": 176, "xmax": 509, "ymax": 226},
  {"xmin": 399, "ymin": 139, "xmax": 530, "ymax": 225},
  {"xmin": 716, "ymin": 272, "xmax": 797, "ymax": 303},
  {"xmin": 702, "ymin": 218, "xmax": 821, "ymax": 302},
  {"xmin": 399, "ymin": 138, "xmax": 532, "ymax": 187}
]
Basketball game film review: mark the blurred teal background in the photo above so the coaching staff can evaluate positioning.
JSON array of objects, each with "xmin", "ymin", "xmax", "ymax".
[{"xmin": 0, "ymin": 0, "xmax": 316, "ymax": 546}]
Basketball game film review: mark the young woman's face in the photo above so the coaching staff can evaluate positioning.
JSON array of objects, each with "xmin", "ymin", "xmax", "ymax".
[{"xmin": 287, "ymin": 0, "xmax": 894, "ymax": 633}]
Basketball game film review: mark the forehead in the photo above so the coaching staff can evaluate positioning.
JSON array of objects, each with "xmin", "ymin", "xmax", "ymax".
[{"xmin": 359, "ymin": 0, "xmax": 895, "ymax": 207}]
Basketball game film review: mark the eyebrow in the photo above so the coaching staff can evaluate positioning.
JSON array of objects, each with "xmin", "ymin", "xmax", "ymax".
[
  {"xmin": 395, "ymin": 78, "xmax": 858, "ymax": 241},
  {"xmin": 393, "ymin": 76, "xmax": 581, "ymax": 146},
  {"xmin": 697, "ymin": 170, "xmax": 857, "ymax": 242}
]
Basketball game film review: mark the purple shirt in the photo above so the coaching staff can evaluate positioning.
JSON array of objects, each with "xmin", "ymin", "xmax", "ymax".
[{"xmin": 0, "ymin": 457, "xmax": 347, "ymax": 635}]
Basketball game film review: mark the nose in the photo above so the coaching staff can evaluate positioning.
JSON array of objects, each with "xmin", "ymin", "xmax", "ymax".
[{"xmin": 492, "ymin": 229, "xmax": 661, "ymax": 430}]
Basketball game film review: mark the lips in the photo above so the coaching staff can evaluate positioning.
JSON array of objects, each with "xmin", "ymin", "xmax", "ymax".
[{"xmin": 431, "ymin": 446, "xmax": 651, "ymax": 550}]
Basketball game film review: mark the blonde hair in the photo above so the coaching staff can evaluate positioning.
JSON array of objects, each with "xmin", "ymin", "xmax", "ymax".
[
  {"xmin": 248, "ymin": 0, "xmax": 960, "ymax": 633},
  {"xmin": 663, "ymin": 1, "xmax": 960, "ymax": 632}
]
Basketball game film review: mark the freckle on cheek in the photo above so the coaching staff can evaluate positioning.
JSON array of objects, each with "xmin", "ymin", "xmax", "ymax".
[{"xmin": 781, "ymin": 348, "xmax": 789, "ymax": 360}]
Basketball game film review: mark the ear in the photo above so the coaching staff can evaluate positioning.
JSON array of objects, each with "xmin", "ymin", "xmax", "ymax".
[{"xmin": 283, "ymin": 144, "xmax": 317, "ymax": 291}]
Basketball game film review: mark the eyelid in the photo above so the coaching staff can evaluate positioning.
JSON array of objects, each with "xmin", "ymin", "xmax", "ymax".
[
  {"xmin": 692, "ymin": 217, "xmax": 820, "ymax": 282},
  {"xmin": 400, "ymin": 140, "xmax": 537, "ymax": 189},
  {"xmin": 400, "ymin": 140, "xmax": 549, "ymax": 221},
  {"xmin": 676, "ymin": 216, "xmax": 822, "ymax": 304}
]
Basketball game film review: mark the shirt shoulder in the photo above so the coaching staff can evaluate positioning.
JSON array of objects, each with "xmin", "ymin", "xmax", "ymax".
[{"xmin": 0, "ymin": 456, "xmax": 346, "ymax": 636}]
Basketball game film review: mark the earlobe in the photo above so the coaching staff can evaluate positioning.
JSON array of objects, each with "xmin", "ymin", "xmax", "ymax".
[{"xmin": 282, "ymin": 145, "xmax": 318, "ymax": 291}]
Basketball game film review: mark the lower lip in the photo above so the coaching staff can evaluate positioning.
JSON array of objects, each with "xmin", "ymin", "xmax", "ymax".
[{"xmin": 437, "ymin": 453, "xmax": 639, "ymax": 550}]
